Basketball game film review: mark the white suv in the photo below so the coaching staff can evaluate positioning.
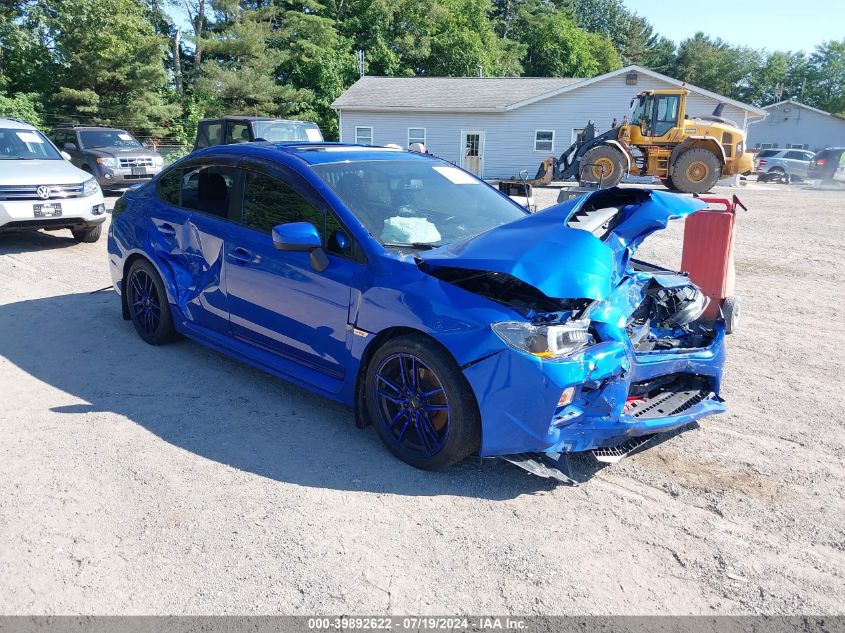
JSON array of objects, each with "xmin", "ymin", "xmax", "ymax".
[{"xmin": 0, "ymin": 118, "xmax": 106, "ymax": 242}]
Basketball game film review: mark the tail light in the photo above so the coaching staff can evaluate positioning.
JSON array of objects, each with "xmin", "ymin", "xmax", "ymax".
[{"xmin": 816, "ymin": 158, "xmax": 827, "ymax": 166}]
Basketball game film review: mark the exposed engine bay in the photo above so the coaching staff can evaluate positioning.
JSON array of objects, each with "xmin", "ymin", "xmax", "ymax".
[
  {"xmin": 420, "ymin": 265, "xmax": 592, "ymax": 317},
  {"xmin": 626, "ymin": 274, "xmax": 716, "ymax": 352}
]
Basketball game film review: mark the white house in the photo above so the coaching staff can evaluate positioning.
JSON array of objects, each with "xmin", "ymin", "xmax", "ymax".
[
  {"xmin": 332, "ymin": 64, "xmax": 768, "ymax": 180},
  {"xmin": 746, "ymin": 100, "xmax": 845, "ymax": 152}
]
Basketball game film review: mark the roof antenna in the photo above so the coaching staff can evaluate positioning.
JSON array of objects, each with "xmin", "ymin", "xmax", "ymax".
[{"xmin": 356, "ymin": 50, "xmax": 365, "ymax": 78}]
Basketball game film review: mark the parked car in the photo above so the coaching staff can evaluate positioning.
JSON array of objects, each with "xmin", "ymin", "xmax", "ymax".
[
  {"xmin": 0, "ymin": 118, "xmax": 106, "ymax": 242},
  {"xmin": 755, "ymin": 148, "xmax": 816, "ymax": 182},
  {"xmin": 808, "ymin": 147, "xmax": 845, "ymax": 183},
  {"xmin": 49, "ymin": 125, "xmax": 164, "ymax": 190},
  {"xmin": 108, "ymin": 143, "xmax": 726, "ymax": 474},
  {"xmin": 194, "ymin": 116, "xmax": 324, "ymax": 150}
]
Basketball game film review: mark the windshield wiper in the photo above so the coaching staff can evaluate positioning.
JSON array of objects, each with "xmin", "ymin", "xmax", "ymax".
[{"xmin": 383, "ymin": 242, "xmax": 440, "ymax": 250}]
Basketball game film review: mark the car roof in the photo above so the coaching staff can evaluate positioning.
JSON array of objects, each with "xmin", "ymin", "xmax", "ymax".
[
  {"xmin": 198, "ymin": 116, "xmax": 317, "ymax": 124},
  {"xmin": 0, "ymin": 118, "xmax": 38, "ymax": 130},
  {"xmin": 193, "ymin": 142, "xmax": 427, "ymax": 166},
  {"xmin": 52, "ymin": 126, "xmax": 129, "ymax": 132}
]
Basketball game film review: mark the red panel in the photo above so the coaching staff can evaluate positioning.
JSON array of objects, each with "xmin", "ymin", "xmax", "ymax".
[{"xmin": 681, "ymin": 210, "xmax": 736, "ymax": 318}]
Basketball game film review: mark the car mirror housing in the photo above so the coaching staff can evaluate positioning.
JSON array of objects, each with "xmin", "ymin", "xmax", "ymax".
[
  {"xmin": 272, "ymin": 222, "xmax": 329, "ymax": 272},
  {"xmin": 64, "ymin": 142, "xmax": 77, "ymax": 151},
  {"xmin": 60, "ymin": 151, "xmax": 72, "ymax": 161}
]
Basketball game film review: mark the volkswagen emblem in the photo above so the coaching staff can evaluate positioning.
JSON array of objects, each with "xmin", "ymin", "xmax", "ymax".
[{"xmin": 36, "ymin": 186, "xmax": 51, "ymax": 200}]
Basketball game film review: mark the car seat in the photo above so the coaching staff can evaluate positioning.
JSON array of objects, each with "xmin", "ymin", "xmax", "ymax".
[{"xmin": 197, "ymin": 172, "xmax": 229, "ymax": 217}]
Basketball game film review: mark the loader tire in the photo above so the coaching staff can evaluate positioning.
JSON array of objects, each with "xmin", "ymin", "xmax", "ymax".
[
  {"xmin": 579, "ymin": 145, "xmax": 625, "ymax": 187},
  {"xmin": 671, "ymin": 148, "xmax": 722, "ymax": 193}
]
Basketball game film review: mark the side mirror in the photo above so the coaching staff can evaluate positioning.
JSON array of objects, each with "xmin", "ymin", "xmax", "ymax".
[
  {"xmin": 272, "ymin": 222, "xmax": 328, "ymax": 272},
  {"xmin": 60, "ymin": 151, "xmax": 72, "ymax": 161},
  {"xmin": 64, "ymin": 142, "xmax": 77, "ymax": 151}
]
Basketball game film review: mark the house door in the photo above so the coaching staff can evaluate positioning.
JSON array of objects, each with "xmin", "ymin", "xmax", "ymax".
[{"xmin": 461, "ymin": 131, "xmax": 484, "ymax": 176}]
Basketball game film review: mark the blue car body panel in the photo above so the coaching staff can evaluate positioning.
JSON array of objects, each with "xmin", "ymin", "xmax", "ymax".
[{"xmin": 108, "ymin": 142, "xmax": 727, "ymax": 459}]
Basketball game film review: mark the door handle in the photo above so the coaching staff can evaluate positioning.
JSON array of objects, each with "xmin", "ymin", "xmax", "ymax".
[
  {"xmin": 159, "ymin": 222, "xmax": 177, "ymax": 236},
  {"xmin": 228, "ymin": 247, "xmax": 255, "ymax": 265}
]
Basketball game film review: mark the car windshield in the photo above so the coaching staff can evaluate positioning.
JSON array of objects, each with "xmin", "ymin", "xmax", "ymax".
[
  {"xmin": 79, "ymin": 129, "xmax": 142, "ymax": 149},
  {"xmin": 253, "ymin": 121, "xmax": 323, "ymax": 143},
  {"xmin": 0, "ymin": 127, "xmax": 62, "ymax": 160},
  {"xmin": 312, "ymin": 158, "xmax": 528, "ymax": 248}
]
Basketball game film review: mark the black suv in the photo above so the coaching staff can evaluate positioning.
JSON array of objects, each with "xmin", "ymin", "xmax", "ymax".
[
  {"xmin": 49, "ymin": 126, "xmax": 164, "ymax": 190},
  {"xmin": 194, "ymin": 116, "xmax": 323, "ymax": 150},
  {"xmin": 808, "ymin": 148, "xmax": 845, "ymax": 182}
]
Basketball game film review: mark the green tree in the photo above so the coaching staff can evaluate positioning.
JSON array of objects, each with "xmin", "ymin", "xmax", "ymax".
[
  {"xmin": 519, "ymin": 10, "xmax": 619, "ymax": 77},
  {"xmin": 806, "ymin": 39, "xmax": 845, "ymax": 114},
  {"xmin": 27, "ymin": 0, "xmax": 178, "ymax": 134},
  {"xmin": 196, "ymin": 5, "xmax": 310, "ymax": 116},
  {"xmin": 338, "ymin": 0, "xmax": 522, "ymax": 77}
]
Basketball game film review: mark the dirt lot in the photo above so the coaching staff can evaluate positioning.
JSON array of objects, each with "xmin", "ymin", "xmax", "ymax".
[{"xmin": 0, "ymin": 181, "xmax": 843, "ymax": 615}]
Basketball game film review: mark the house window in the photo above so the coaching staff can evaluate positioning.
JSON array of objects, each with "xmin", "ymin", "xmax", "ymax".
[
  {"xmin": 760, "ymin": 143, "xmax": 774, "ymax": 150},
  {"xmin": 788, "ymin": 143, "xmax": 805, "ymax": 149},
  {"xmin": 534, "ymin": 130, "xmax": 554, "ymax": 152},
  {"xmin": 571, "ymin": 128, "xmax": 586, "ymax": 145},
  {"xmin": 408, "ymin": 128, "xmax": 426, "ymax": 148},
  {"xmin": 355, "ymin": 126, "xmax": 373, "ymax": 145}
]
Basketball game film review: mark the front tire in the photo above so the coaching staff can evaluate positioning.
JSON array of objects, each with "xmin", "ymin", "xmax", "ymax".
[
  {"xmin": 125, "ymin": 259, "xmax": 177, "ymax": 345},
  {"xmin": 671, "ymin": 148, "xmax": 722, "ymax": 193},
  {"xmin": 579, "ymin": 145, "xmax": 625, "ymax": 187},
  {"xmin": 365, "ymin": 334, "xmax": 480, "ymax": 470},
  {"xmin": 71, "ymin": 223, "xmax": 102, "ymax": 243}
]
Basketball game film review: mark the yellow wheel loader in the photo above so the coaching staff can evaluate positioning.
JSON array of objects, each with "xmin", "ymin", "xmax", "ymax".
[{"xmin": 525, "ymin": 89, "xmax": 754, "ymax": 194}]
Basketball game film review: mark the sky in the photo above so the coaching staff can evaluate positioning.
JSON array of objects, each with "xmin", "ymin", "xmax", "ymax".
[{"xmin": 623, "ymin": 0, "xmax": 845, "ymax": 53}]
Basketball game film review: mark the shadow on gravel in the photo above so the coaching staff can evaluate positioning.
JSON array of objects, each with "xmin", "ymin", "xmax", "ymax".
[
  {"xmin": 0, "ymin": 291, "xmax": 558, "ymax": 499},
  {"xmin": 0, "ymin": 230, "xmax": 79, "ymax": 254}
]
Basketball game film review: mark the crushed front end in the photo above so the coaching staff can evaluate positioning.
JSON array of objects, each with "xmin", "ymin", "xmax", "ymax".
[{"xmin": 461, "ymin": 267, "xmax": 725, "ymax": 460}]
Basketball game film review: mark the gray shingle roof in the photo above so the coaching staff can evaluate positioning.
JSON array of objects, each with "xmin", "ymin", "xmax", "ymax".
[{"xmin": 332, "ymin": 76, "xmax": 584, "ymax": 111}]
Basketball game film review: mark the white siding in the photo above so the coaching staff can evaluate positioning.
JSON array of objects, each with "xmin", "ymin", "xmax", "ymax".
[
  {"xmin": 746, "ymin": 104, "xmax": 845, "ymax": 152},
  {"xmin": 338, "ymin": 73, "xmax": 751, "ymax": 179}
]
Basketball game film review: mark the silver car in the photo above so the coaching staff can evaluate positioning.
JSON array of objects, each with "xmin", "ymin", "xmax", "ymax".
[{"xmin": 755, "ymin": 148, "xmax": 816, "ymax": 182}]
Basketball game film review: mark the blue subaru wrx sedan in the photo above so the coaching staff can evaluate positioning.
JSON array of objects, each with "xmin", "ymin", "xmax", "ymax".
[{"xmin": 108, "ymin": 142, "xmax": 726, "ymax": 474}]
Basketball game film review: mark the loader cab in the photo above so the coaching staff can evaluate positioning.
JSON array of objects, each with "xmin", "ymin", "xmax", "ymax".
[{"xmin": 629, "ymin": 90, "xmax": 686, "ymax": 143}]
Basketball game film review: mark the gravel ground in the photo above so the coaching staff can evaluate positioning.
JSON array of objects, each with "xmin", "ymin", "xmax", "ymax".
[{"xmin": 0, "ymin": 181, "xmax": 843, "ymax": 615}]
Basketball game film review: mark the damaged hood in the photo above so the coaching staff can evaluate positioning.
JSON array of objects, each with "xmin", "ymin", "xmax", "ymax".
[{"xmin": 419, "ymin": 188, "xmax": 706, "ymax": 302}]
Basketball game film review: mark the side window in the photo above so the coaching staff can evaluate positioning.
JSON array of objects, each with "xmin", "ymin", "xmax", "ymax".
[
  {"xmin": 157, "ymin": 169, "xmax": 182, "ymax": 206},
  {"xmin": 242, "ymin": 170, "xmax": 324, "ymax": 235},
  {"xmin": 181, "ymin": 165, "xmax": 237, "ymax": 219},
  {"xmin": 196, "ymin": 122, "xmax": 223, "ymax": 149},
  {"xmin": 226, "ymin": 122, "xmax": 250, "ymax": 144}
]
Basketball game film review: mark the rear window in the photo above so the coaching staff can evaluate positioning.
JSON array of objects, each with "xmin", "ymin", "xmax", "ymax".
[{"xmin": 757, "ymin": 150, "xmax": 779, "ymax": 158}]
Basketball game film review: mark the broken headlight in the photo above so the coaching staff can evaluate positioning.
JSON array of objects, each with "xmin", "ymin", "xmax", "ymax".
[
  {"xmin": 651, "ymin": 283, "xmax": 709, "ymax": 327},
  {"xmin": 492, "ymin": 319, "xmax": 593, "ymax": 359}
]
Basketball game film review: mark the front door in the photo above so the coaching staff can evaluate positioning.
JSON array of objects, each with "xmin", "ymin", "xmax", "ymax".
[
  {"xmin": 461, "ymin": 131, "xmax": 484, "ymax": 176},
  {"xmin": 224, "ymin": 165, "xmax": 359, "ymax": 381}
]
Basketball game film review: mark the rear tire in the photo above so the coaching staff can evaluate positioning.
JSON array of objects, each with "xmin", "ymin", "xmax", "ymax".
[
  {"xmin": 125, "ymin": 259, "xmax": 177, "ymax": 345},
  {"xmin": 71, "ymin": 224, "xmax": 102, "ymax": 243},
  {"xmin": 661, "ymin": 176, "xmax": 678, "ymax": 191},
  {"xmin": 365, "ymin": 334, "xmax": 481, "ymax": 471},
  {"xmin": 579, "ymin": 145, "xmax": 625, "ymax": 187},
  {"xmin": 671, "ymin": 148, "xmax": 722, "ymax": 193}
]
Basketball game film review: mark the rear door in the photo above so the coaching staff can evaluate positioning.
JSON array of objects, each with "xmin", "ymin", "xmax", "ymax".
[
  {"xmin": 784, "ymin": 150, "xmax": 811, "ymax": 178},
  {"xmin": 224, "ymin": 159, "xmax": 362, "ymax": 382},
  {"xmin": 176, "ymin": 159, "xmax": 242, "ymax": 335}
]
